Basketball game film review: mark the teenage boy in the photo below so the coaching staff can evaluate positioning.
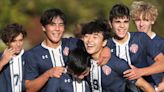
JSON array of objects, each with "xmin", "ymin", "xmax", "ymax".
[
  {"xmin": 130, "ymin": 1, "xmax": 164, "ymax": 91},
  {"xmin": 45, "ymin": 48, "xmax": 91, "ymax": 92},
  {"xmin": 74, "ymin": 19, "xmax": 154, "ymax": 92},
  {"xmin": 24, "ymin": 8, "xmax": 109, "ymax": 92},
  {"xmin": 0, "ymin": 23, "xmax": 27, "ymax": 92},
  {"xmin": 107, "ymin": 3, "xmax": 164, "ymax": 89}
]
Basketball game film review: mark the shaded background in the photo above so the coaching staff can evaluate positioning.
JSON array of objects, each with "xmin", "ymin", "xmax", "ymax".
[{"xmin": 0, "ymin": 0, "xmax": 163, "ymax": 51}]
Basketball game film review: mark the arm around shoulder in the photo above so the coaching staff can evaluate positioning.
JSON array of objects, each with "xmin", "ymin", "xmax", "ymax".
[
  {"xmin": 142, "ymin": 53, "xmax": 164, "ymax": 76},
  {"xmin": 25, "ymin": 70, "xmax": 50, "ymax": 92}
]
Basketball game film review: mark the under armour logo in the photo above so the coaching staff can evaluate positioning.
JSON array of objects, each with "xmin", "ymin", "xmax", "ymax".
[
  {"xmin": 110, "ymin": 49, "xmax": 113, "ymax": 53},
  {"xmin": 64, "ymin": 79, "xmax": 71, "ymax": 83},
  {"xmin": 42, "ymin": 55, "xmax": 48, "ymax": 59}
]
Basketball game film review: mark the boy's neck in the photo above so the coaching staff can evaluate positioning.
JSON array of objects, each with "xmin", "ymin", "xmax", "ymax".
[
  {"xmin": 43, "ymin": 39, "xmax": 61, "ymax": 48},
  {"xmin": 114, "ymin": 33, "xmax": 129, "ymax": 45},
  {"xmin": 147, "ymin": 31, "xmax": 155, "ymax": 39}
]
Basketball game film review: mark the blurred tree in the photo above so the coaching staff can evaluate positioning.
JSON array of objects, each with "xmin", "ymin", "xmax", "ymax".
[
  {"xmin": 0, "ymin": 0, "xmax": 163, "ymax": 50},
  {"xmin": 0, "ymin": 0, "xmax": 29, "ymax": 28}
]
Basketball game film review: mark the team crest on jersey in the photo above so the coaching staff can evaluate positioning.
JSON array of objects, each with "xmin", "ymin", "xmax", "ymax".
[
  {"xmin": 63, "ymin": 47, "xmax": 69, "ymax": 56},
  {"xmin": 102, "ymin": 65, "xmax": 111, "ymax": 75},
  {"xmin": 130, "ymin": 44, "xmax": 138, "ymax": 54}
]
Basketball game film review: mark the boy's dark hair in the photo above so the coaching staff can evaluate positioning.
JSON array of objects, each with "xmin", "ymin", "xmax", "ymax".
[
  {"xmin": 0, "ymin": 23, "xmax": 27, "ymax": 44},
  {"xmin": 40, "ymin": 8, "xmax": 66, "ymax": 27},
  {"xmin": 67, "ymin": 48, "xmax": 91, "ymax": 76},
  {"xmin": 81, "ymin": 19, "xmax": 111, "ymax": 40},
  {"xmin": 109, "ymin": 4, "xmax": 130, "ymax": 22}
]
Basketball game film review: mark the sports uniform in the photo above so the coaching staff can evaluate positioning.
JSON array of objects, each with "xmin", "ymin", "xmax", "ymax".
[
  {"xmin": 24, "ymin": 38, "xmax": 84, "ymax": 92},
  {"xmin": 87, "ymin": 55, "xmax": 138, "ymax": 92},
  {"xmin": 0, "ymin": 50, "xmax": 25, "ymax": 92},
  {"xmin": 45, "ymin": 73, "xmax": 91, "ymax": 92},
  {"xmin": 146, "ymin": 34, "xmax": 164, "ymax": 86},
  {"xmin": 107, "ymin": 32, "xmax": 163, "ymax": 86}
]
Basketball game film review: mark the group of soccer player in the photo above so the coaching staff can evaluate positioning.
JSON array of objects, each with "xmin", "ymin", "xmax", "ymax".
[{"xmin": 0, "ymin": 1, "xmax": 164, "ymax": 92}]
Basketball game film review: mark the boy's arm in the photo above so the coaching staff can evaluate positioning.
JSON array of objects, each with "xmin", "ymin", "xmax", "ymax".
[
  {"xmin": 24, "ymin": 51, "xmax": 65, "ymax": 92},
  {"xmin": 0, "ymin": 48, "xmax": 16, "ymax": 71},
  {"xmin": 135, "ymin": 77, "xmax": 155, "ymax": 92},
  {"xmin": 0, "ymin": 60, "xmax": 6, "ymax": 71},
  {"xmin": 98, "ymin": 47, "xmax": 111, "ymax": 65},
  {"xmin": 124, "ymin": 53, "xmax": 164, "ymax": 80},
  {"xmin": 156, "ymin": 77, "xmax": 164, "ymax": 92},
  {"xmin": 25, "ymin": 67, "xmax": 64, "ymax": 92}
]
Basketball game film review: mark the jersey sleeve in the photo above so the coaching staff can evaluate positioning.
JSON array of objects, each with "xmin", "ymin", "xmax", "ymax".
[
  {"xmin": 159, "ymin": 39, "xmax": 164, "ymax": 53},
  {"xmin": 140, "ymin": 33, "xmax": 161, "ymax": 59},
  {"xmin": 109, "ymin": 55, "xmax": 130, "ymax": 75},
  {"xmin": 45, "ymin": 78, "xmax": 60, "ymax": 92},
  {"xmin": 24, "ymin": 51, "xmax": 39, "ymax": 80},
  {"xmin": 108, "ymin": 55, "xmax": 137, "ymax": 83}
]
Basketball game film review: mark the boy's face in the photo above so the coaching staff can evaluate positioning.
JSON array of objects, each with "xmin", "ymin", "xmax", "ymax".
[
  {"xmin": 110, "ymin": 16, "xmax": 129, "ymax": 39},
  {"xmin": 82, "ymin": 32, "xmax": 106, "ymax": 58},
  {"xmin": 43, "ymin": 16, "xmax": 65, "ymax": 44},
  {"xmin": 134, "ymin": 14, "xmax": 154, "ymax": 34},
  {"xmin": 8, "ymin": 33, "xmax": 24, "ymax": 55}
]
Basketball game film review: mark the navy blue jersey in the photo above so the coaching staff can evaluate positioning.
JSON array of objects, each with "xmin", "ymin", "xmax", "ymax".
[
  {"xmin": 151, "ymin": 35, "xmax": 164, "ymax": 54},
  {"xmin": 45, "ymin": 73, "xmax": 91, "ymax": 92},
  {"xmin": 146, "ymin": 35, "xmax": 164, "ymax": 85},
  {"xmin": 107, "ymin": 32, "xmax": 163, "ymax": 86},
  {"xmin": 24, "ymin": 38, "xmax": 83, "ymax": 92},
  {"xmin": 87, "ymin": 55, "xmax": 137, "ymax": 92},
  {"xmin": 0, "ymin": 52, "xmax": 26, "ymax": 92},
  {"xmin": 146, "ymin": 35, "xmax": 164, "ymax": 65}
]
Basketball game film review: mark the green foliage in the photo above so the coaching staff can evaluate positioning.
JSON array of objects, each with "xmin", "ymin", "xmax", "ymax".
[
  {"xmin": 0, "ymin": 0, "xmax": 163, "ymax": 49},
  {"xmin": 0, "ymin": 0, "xmax": 29, "ymax": 28}
]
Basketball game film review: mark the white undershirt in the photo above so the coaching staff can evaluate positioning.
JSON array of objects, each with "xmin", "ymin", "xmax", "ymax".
[
  {"xmin": 42, "ymin": 42, "xmax": 85, "ymax": 92},
  {"xmin": 41, "ymin": 42, "xmax": 65, "ymax": 67},
  {"xmin": 73, "ymin": 78, "xmax": 86, "ymax": 92},
  {"xmin": 10, "ymin": 49, "xmax": 24, "ymax": 92},
  {"xmin": 150, "ymin": 33, "xmax": 156, "ymax": 39},
  {"xmin": 112, "ymin": 32, "xmax": 131, "ymax": 65},
  {"xmin": 90, "ymin": 59, "xmax": 102, "ymax": 92}
]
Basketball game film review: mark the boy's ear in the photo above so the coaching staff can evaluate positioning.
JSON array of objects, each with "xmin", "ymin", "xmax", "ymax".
[
  {"xmin": 42, "ymin": 26, "xmax": 46, "ymax": 32},
  {"xmin": 108, "ymin": 21, "xmax": 112, "ymax": 28},
  {"xmin": 102, "ymin": 40, "xmax": 107, "ymax": 47}
]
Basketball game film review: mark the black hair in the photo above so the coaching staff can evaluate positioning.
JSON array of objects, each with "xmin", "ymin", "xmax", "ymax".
[
  {"xmin": 109, "ymin": 4, "xmax": 130, "ymax": 22},
  {"xmin": 67, "ymin": 48, "xmax": 91, "ymax": 75},
  {"xmin": 0, "ymin": 23, "xmax": 27, "ymax": 44},
  {"xmin": 40, "ymin": 8, "xmax": 66, "ymax": 27},
  {"xmin": 81, "ymin": 19, "xmax": 111, "ymax": 40}
]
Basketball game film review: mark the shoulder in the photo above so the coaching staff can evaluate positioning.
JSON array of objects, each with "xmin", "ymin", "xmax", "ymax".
[
  {"xmin": 26, "ymin": 43, "xmax": 45, "ymax": 53},
  {"xmin": 153, "ymin": 35, "xmax": 164, "ymax": 41},
  {"xmin": 24, "ymin": 43, "xmax": 46, "ymax": 56},
  {"xmin": 130, "ymin": 32, "xmax": 148, "ymax": 39},
  {"xmin": 62, "ymin": 37, "xmax": 81, "ymax": 43},
  {"xmin": 109, "ymin": 55, "xmax": 125, "ymax": 63}
]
